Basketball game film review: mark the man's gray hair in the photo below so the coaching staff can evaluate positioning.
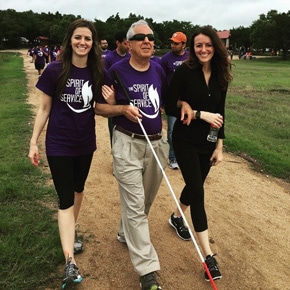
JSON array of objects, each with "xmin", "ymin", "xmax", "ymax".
[{"xmin": 127, "ymin": 20, "xmax": 153, "ymax": 40}]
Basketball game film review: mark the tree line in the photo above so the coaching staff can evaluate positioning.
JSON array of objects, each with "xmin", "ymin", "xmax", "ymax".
[{"xmin": 1, "ymin": 9, "xmax": 289, "ymax": 59}]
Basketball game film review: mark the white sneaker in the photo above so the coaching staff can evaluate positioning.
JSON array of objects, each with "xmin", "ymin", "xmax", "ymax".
[
  {"xmin": 117, "ymin": 233, "xmax": 126, "ymax": 243},
  {"xmin": 169, "ymin": 160, "xmax": 179, "ymax": 170}
]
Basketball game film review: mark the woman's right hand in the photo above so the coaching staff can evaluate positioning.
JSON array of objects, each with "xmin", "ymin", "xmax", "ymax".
[
  {"xmin": 28, "ymin": 144, "xmax": 40, "ymax": 166},
  {"xmin": 201, "ymin": 112, "xmax": 224, "ymax": 128}
]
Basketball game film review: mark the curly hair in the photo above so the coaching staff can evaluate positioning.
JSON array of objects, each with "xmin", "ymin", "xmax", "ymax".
[
  {"xmin": 57, "ymin": 18, "xmax": 104, "ymax": 101},
  {"xmin": 185, "ymin": 26, "xmax": 232, "ymax": 90}
]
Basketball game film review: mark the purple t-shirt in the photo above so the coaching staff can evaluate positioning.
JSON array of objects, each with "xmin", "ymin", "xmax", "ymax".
[
  {"xmin": 104, "ymin": 50, "xmax": 130, "ymax": 70},
  {"xmin": 34, "ymin": 47, "xmax": 46, "ymax": 65},
  {"xmin": 101, "ymin": 49, "xmax": 112, "ymax": 58},
  {"xmin": 160, "ymin": 50, "xmax": 189, "ymax": 84},
  {"xmin": 99, "ymin": 58, "xmax": 166, "ymax": 135},
  {"xmin": 151, "ymin": 55, "xmax": 161, "ymax": 64},
  {"xmin": 36, "ymin": 61, "xmax": 96, "ymax": 156},
  {"xmin": 50, "ymin": 49, "xmax": 58, "ymax": 62}
]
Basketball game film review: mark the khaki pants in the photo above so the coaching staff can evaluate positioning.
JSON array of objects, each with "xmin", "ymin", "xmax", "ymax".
[{"xmin": 112, "ymin": 128, "xmax": 169, "ymax": 276}]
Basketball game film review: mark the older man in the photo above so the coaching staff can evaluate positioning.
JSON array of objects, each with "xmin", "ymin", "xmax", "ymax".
[{"xmin": 95, "ymin": 19, "xmax": 168, "ymax": 290}]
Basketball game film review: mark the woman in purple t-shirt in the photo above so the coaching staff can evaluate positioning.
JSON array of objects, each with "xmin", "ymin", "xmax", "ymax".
[
  {"xmin": 33, "ymin": 46, "xmax": 48, "ymax": 76},
  {"xmin": 28, "ymin": 19, "xmax": 104, "ymax": 288}
]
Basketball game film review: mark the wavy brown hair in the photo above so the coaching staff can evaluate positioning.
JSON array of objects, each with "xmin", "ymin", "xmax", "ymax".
[
  {"xmin": 57, "ymin": 18, "xmax": 104, "ymax": 101},
  {"xmin": 185, "ymin": 26, "xmax": 232, "ymax": 90}
]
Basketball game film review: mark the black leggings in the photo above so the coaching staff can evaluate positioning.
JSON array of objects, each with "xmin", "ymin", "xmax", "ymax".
[
  {"xmin": 47, "ymin": 153, "xmax": 93, "ymax": 210},
  {"xmin": 173, "ymin": 140, "xmax": 213, "ymax": 232}
]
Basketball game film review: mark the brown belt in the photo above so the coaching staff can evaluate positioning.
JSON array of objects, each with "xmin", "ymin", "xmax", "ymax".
[{"xmin": 115, "ymin": 125, "xmax": 162, "ymax": 141}]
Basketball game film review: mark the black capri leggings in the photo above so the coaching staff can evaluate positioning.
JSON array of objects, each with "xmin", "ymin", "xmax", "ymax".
[
  {"xmin": 34, "ymin": 62, "xmax": 45, "ymax": 70},
  {"xmin": 173, "ymin": 140, "xmax": 213, "ymax": 232},
  {"xmin": 47, "ymin": 153, "xmax": 93, "ymax": 210}
]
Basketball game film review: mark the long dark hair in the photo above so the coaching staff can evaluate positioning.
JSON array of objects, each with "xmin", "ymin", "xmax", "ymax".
[
  {"xmin": 57, "ymin": 18, "xmax": 104, "ymax": 101},
  {"xmin": 185, "ymin": 26, "xmax": 232, "ymax": 90}
]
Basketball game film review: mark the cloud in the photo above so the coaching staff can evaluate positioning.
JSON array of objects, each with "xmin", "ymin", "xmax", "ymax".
[{"xmin": 1, "ymin": 0, "xmax": 289, "ymax": 30}]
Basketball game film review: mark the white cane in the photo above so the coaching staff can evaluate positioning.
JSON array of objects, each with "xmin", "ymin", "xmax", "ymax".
[{"xmin": 133, "ymin": 108, "xmax": 218, "ymax": 290}]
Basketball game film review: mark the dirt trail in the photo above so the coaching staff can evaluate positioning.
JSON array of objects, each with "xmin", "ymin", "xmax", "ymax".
[{"xmin": 21, "ymin": 49, "xmax": 290, "ymax": 290}]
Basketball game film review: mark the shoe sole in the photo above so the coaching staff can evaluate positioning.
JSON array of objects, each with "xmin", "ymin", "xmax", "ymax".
[
  {"xmin": 74, "ymin": 243, "xmax": 83, "ymax": 254},
  {"xmin": 169, "ymin": 162, "xmax": 179, "ymax": 170},
  {"xmin": 139, "ymin": 283, "xmax": 162, "ymax": 290},
  {"xmin": 117, "ymin": 235, "xmax": 126, "ymax": 244},
  {"xmin": 62, "ymin": 276, "xmax": 83, "ymax": 289},
  {"xmin": 168, "ymin": 218, "xmax": 191, "ymax": 241},
  {"xmin": 74, "ymin": 248, "xmax": 83, "ymax": 254},
  {"xmin": 169, "ymin": 166, "xmax": 179, "ymax": 170},
  {"xmin": 205, "ymin": 275, "xmax": 222, "ymax": 282}
]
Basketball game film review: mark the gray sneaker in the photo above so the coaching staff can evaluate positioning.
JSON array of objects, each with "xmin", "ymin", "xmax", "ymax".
[
  {"xmin": 117, "ymin": 233, "xmax": 126, "ymax": 244},
  {"xmin": 169, "ymin": 160, "xmax": 179, "ymax": 170},
  {"xmin": 61, "ymin": 257, "xmax": 82, "ymax": 289},
  {"xmin": 74, "ymin": 226, "xmax": 83, "ymax": 254}
]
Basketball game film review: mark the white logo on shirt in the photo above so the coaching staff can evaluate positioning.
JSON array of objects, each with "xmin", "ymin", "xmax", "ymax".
[
  {"xmin": 63, "ymin": 80, "xmax": 93, "ymax": 113},
  {"xmin": 129, "ymin": 84, "xmax": 160, "ymax": 119}
]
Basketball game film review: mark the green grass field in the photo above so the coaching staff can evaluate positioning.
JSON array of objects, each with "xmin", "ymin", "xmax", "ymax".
[
  {"xmin": 0, "ymin": 52, "xmax": 289, "ymax": 289},
  {"xmin": 226, "ymin": 58, "xmax": 290, "ymax": 179},
  {"xmin": 0, "ymin": 52, "xmax": 62, "ymax": 289}
]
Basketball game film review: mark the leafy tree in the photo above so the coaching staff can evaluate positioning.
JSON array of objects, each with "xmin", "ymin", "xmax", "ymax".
[
  {"xmin": 160, "ymin": 20, "xmax": 194, "ymax": 47},
  {"xmin": 0, "ymin": 9, "xmax": 24, "ymax": 48},
  {"xmin": 250, "ymin": 10, "xmax": 290, "ymax": 59},
  {"xmin": 97, "ymin": 13, "xmax": 132, "ymax": 50},
  {"xmin": 0, "ymin": 8, "xmax": 289, "ymax": 60},
  {"xmin": 20, "ymin": 10, "xmax": 40, "ymax": 45},
  {"xmin": 230, "ymin": 26, "xmax": 252, "ymax": 51}
]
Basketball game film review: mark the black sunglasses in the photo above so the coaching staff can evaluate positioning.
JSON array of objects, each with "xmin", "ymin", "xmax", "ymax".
[{"xmin": 129, "ymin": 34, "xmax": 155, "ymax": 41}]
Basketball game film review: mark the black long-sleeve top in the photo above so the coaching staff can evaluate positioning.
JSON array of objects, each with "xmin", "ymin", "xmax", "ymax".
[{"xmin": 165, "ymin": 63, "xmax": 227, "ymax": 150}]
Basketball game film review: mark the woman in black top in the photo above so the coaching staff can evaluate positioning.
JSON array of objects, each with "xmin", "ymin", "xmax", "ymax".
[{"xmin": 165, "ymin": 26, "xmax": 232, "ymax": 282}]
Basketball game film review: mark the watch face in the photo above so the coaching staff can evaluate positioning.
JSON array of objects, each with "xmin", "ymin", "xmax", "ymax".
[{"xmin": 196, "ymin": 111, "xmax": 200, "ymax": 119}]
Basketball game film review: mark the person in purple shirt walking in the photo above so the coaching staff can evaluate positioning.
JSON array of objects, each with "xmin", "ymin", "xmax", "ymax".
[
  {"xmin": 50, "ymin": 45, "xmax": 59, "ymax": 62},
  {"xmin": 160, "ymin": 31, "xmax": 189, "ymax": 171},
  {"xmin": 43, "ymin": 45, "xmax": 50, "ymax": 63},
  {"xmin": 33, "ymin": 45, "xmax": 48, "ymax": 76},
  {"xmin": 28, "ymin": 19, "xmax": 104, "ymax": 289},
  {"xmin": 100, "ymin": 39, "xmax": 111, "ymax": 58},
  {"xmin": 95, "ymin": 20, "xmax": 168, "ymax": 290},
  {"xmin": 150, "ymin": 45, "xmax": 161, "ymax": 64},
  {"xmin": 28, "ymin": 46, "xmax": 35, "ymax": 62},
  {"xmin": 104, "ymin": 30, "xmax": 130, "ymax": 70}
]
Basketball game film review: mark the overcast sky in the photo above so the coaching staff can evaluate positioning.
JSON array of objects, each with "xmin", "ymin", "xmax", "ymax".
[{"xmin": 1, "ymin": 0, "xmax": 289, "ymax": 30}]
